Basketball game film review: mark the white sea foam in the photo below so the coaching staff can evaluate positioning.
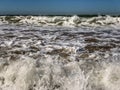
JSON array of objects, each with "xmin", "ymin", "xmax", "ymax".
[
  {"xmin": 0, "ymin": 55, "xmax": 120, "ymax": 90},
  {"xmin": 0, "ymin": 17, "xmax": 120, "ymax": 90},
  {"xmin": 0, "ymin": 15, "xmax": 120, "ymax": 27}
]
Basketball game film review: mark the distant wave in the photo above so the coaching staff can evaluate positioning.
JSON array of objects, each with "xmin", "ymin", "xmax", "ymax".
[{"xmin": 0, "ymin": 15, "xmax": 120, "ymax": 27}]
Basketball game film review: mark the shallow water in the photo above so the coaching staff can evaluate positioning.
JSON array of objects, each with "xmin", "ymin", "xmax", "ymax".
[{"xmin": 0, "ymin": 16, "xmax": 120, "ymax": 90}]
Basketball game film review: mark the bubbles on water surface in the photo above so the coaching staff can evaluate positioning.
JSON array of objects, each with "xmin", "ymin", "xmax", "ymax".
[{"xmin": 0, "ymin": 17, "xmax": 120, "ymax": 90}]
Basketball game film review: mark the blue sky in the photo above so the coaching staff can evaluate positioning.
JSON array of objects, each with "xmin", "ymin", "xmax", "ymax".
[{"xmin": 0, "ymin": 0, "xmax": 120, "ymax": 15}]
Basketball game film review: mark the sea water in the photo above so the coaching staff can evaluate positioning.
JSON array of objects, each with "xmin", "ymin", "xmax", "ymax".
[{"xmin": 0, "ymin": 16, "xmax": 120, "ymax": 90}]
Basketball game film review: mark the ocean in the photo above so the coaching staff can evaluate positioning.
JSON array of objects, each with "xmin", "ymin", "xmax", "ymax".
[{"xmin": 0, "ymin": 15, "xmax": 120, "ymax": 90}]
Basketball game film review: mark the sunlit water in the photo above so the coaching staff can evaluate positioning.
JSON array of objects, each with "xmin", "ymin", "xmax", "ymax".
[{"xmin": 0, "ymin": 16, "xmax": 120, "ymax": 90}]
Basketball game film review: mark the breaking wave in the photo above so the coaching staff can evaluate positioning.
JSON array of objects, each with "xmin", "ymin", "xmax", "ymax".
[
  {"xmin": 0, "ymin": 15, "xmax": 120, "ymax": 27},
  {"xmin": 0, "ymin": 16, "xmax": 120, "ymax": 90},
  {"xmin": 1, "ymin": 55, "xmax": 120, "ymax": 90}
]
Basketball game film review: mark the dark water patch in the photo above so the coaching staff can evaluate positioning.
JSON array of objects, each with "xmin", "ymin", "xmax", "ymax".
[
  {"xmin": 5, "ymin": 35, "xmax": 17, "ymax": 38},
  {"xmin": 85, "ymin": 38, "xmax": 99, "ymax": 43},
  {"xmin": 85, "ymin": 45, "xmax": 114, "ymax": 53},
  {"xmin": 10, "ymin": 50, "xmax": 26, "ymax": 55},
  {"xmin": 2, "ymin": 28, "xmax": 16, "ymax": 31},
  {"xmin": 20, "ymin": 29, "xmax": 40, "ymax": 32},
  {"xmin": 77, "ymin": 32, "xmax": 96, "ymax": 36},
  {"xmin": 46, "ymin": 49, "xmax": 70, "ymax": 59},
  {"xmin": 4, "ymin": 16, "xmax": 21, "ymax": 23},
  {"xmin": 29, "ymin": 46, "xmax": 40, "ymax": 51},
  {"xmin": 17, "ymin": 36, "xmax": 31, "ymax": 40}
]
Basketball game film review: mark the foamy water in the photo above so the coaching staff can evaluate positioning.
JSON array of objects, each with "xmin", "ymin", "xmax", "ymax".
[
  {"xmin": 0, "ymin": 16, "xmax": 120, "ymax": 90},
  {"xmin": 0, "ymin": 15, "xmax": 120, "ymax": 27}
]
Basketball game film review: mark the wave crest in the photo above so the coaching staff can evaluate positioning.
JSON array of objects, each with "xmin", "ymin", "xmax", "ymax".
[{"xmin": 0, "ymin": 15, "xmax": 120, "ymax": 27}]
